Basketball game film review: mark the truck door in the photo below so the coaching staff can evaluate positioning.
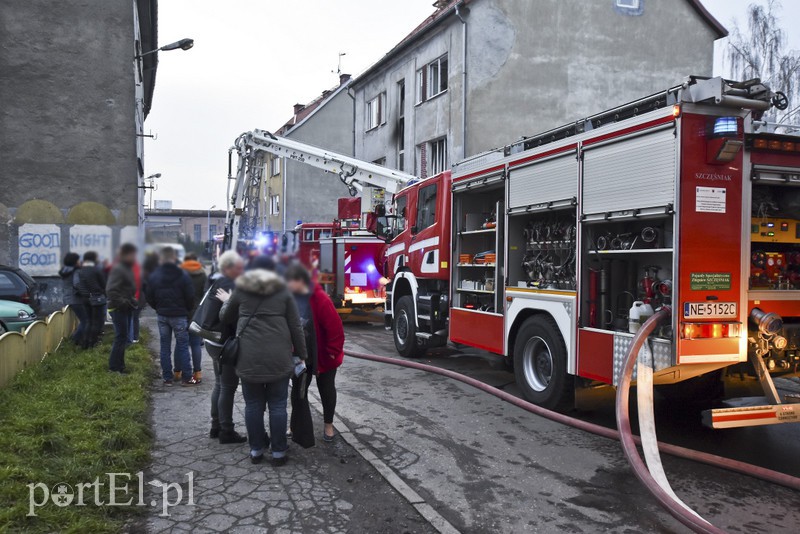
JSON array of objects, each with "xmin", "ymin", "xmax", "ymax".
[{"xmin": 409, "ymin": 179, "xmax": 442, "ymax": 278}]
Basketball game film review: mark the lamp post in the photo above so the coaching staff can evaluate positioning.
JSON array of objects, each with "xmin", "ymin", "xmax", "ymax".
[
  {"xmin": 138, "ymin": 173, "xmax": 161, "ymax": 210},
  {"xmin": 135, "ymin": 38, "xmax": 194, "ymax": 60},
  {"xmin": 208, "ymin": 204, "xmax": 217, "ymax": 243}
]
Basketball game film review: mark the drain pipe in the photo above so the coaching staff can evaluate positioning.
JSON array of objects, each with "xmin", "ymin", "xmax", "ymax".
[
  {"xmin": 616, "ymin": 308, "xmax": 725, "ymax": 534},
  {"xmin": 455, "ymin": 2, "xmax": 468, "ymax": 160}
]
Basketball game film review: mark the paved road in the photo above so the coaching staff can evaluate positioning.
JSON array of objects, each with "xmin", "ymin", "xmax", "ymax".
[{"xmin": 337, "ymin": 323, "xmax": 800, "ymax": 533}]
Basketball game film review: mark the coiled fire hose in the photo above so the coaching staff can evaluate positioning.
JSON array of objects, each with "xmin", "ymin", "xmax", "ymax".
[{"xmin": 344, "ymin": 327, "xmax": 800, "ymax": 530}]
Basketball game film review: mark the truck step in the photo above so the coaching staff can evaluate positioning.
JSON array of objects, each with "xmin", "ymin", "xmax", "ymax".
[
  {"xmin": 701, "ymin": 400, "xmax": 800, "ymax": 429},
  {"xmin": 416, "ymin": 332, "xmax": 433, "ymax": 340},
  {"xmin": 417, "ymin": 314, "xmax": 431, "ymax": 321}
]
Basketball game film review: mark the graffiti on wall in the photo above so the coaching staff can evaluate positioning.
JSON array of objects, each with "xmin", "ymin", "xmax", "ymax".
[
  {"xmin": 17, "ymin": 224, "xmax": 61, "ymax": 276},
  {"xmin": 69, "ymin": 225, "xmax": 113, "ymax": 263}
]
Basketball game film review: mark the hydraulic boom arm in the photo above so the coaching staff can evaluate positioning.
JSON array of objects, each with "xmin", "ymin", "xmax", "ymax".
[{"xmin": 226, "ymin": 129, "xmax": 418, "ymax": 250}]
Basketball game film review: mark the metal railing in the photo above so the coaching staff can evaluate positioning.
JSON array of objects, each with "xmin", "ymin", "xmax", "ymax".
[{"xmin": 0, "ymin": 307, "xmax": 77, "ymax": 388}]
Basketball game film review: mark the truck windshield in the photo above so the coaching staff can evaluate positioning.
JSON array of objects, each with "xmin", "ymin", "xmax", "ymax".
[{"xmin": 392, "ymin": 195, "xmax": 408, "ymax": 236}]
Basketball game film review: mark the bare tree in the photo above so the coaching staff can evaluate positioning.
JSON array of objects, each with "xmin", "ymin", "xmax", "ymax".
[{"xmin": 726, "ymin": 0, "xmax": 800, "ymax": 123}]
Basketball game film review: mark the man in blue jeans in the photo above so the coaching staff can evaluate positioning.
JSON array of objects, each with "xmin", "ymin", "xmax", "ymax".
[
  {"xmin": 106, "ymin": 244, "xmax": 139, "ymax": 374},
  {"xmin": 145, "ymin": 246, "xmax": 196, "ymax": 386}
]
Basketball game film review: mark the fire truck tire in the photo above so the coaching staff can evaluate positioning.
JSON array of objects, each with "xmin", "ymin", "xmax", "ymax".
[
  {"xmin": 513, "ymin": 316, "xmax": 572, "ymax": 410},
  {"xmin": 393, "ymin": 296, "xmax": 426, "ymax": 358}
]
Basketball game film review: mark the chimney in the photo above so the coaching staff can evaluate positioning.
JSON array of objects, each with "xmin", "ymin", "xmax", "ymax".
[
  {"xmin": 339, "ymin": 73, "xmax": 351, "ymax": 86},
  {"xmin": 293, "ymin": 103, "xmax": 305, "ymax": 114},
  {"xmin": 322, "ymin": 90, "xmax": 332, "ymax": 99}
]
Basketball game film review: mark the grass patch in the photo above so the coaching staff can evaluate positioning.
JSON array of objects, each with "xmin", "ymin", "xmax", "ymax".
[{"xmin": 0, "ymin": 329, "xmax": 154, "ymax": 533}]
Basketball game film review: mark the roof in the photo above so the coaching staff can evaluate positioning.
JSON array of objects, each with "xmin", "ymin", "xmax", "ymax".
[
  {"xmin": 277, "ymin": 76, "xmax": 353, "ymax": 135},
  {"xmin": 136, "ymin": 0, "xmax": 159, "ymax": 117},
  {"xmin": 686, "ymin": 0, "xmax": 728, "ymax": 39},
  {"xmin": 353, "ymin": 0, "xmax": 727, "ymax": 86},
  {"xmin": 145, "ymin": 209, "xmax": 227, "ymax": 218}
]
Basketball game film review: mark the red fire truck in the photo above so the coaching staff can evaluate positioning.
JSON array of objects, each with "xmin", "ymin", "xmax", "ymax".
[{"xmin": 384, "ymin": 77, "xmax": 799, "ymax": 427}]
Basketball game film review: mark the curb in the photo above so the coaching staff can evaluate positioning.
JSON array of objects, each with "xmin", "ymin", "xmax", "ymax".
[{"xmin": 308, "ymin": 390, "xmax": 461, "ymax": 534}]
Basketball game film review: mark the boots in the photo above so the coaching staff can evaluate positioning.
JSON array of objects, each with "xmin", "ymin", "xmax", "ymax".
[
  {"xmin": 219, "ymin": 430, "xmax": 248, "ymax": 444},
  {"xmin": 173, "ymin": 370, "xmax": 182, "ymax": 381},
  {"xmin": 193, "ymin": 371, "xmax": 202, "ymax": 384}
]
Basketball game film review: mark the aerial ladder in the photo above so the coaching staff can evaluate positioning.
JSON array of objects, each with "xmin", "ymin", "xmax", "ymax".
[{"xmin": 226, "ymin": 129, "xmax": 417, "ymax": 250}]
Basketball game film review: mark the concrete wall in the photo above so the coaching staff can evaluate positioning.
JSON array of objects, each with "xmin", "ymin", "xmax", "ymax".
[
  {"xmin": 283, "ymin": 86, "xmax": 356, "ymax": 230},
  {"xmin": 352, "ymin": 0, "xmax": 717, "ymax": 168},
  {"xmin": 0, "ymin": 0, "xmax": 146, "ymax": 310}
]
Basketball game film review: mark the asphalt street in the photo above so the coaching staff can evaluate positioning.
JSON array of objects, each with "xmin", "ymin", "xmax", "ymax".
[{"xmin": 336, "ymin": 322, "xmax": 800, "ymax": 533}]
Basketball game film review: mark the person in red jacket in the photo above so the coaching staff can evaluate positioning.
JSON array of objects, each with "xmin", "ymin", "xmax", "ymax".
[{"xmin": 285, "ymin": 264, "xmax": 344, "ymax": 442}]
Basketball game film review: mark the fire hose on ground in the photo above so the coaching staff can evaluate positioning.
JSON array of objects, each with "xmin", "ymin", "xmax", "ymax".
[{"xmin": 344, "ymin": 322, "xmax": 800, "ymax": 532}]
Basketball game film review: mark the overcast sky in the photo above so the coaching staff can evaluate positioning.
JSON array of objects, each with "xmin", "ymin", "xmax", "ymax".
[{"xmin": 146, "ymin": 0, "xmax": 800, "ymax": 210}]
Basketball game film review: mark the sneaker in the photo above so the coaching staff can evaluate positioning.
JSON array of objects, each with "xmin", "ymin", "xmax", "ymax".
[
  {"xmin": 192, "ymin": 371, "xmax": 203, "ymax": 384},
  {"xmin": 131, "ymin": 339, "xmax": 139, "ymax": 344},
  {"xmin": 181, "ymin": 378, "xmax": 199, "ymax": 387},
  {"xmin": 250, "ymin": 452, "xmax": 264, "ymax": 465},
  {"xmin": 219, "ymin": 431, "xmax": 247, "ymax": 444},
  {"xmin": 163, "ymin": 380, "xmax": 174, "ymax": 387},
  {"xmin": 271, "ymin": 456, "xmax": 288, "ymax": 467},
  {"xmin": 323, "ymin": 432, "xmax": 336, "ymax": 443},
  {"xmin": 209, "ymin": 427, "xmax": 220, "ymax": 439}
]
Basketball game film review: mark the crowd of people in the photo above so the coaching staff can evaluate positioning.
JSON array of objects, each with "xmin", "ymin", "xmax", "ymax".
[{"xmin": 60, "ymin": 244, "xmax": 345, "ymax": 466}]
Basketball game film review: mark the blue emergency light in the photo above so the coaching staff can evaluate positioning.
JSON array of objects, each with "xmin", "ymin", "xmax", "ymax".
[{"xmin": 713, "ymin": 117, "xmax": 738, "ymax": 136}]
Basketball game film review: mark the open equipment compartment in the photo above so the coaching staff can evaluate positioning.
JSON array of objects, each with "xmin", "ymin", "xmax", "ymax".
[{"xmin": 451, "ymin": 178, "xmax": 504, "ymax": 314}]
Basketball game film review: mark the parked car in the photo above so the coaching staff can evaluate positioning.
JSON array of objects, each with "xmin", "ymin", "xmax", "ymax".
[
  {"xmin": 0, "ymin": 265, "xmax": 41, "ymax": 312},
  {"xmin": 0, "ymin": 299, "xmax": 37, "ymax": 335}
]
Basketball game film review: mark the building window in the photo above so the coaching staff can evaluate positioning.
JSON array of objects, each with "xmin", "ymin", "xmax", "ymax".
[
  {"xmin": 270, "ymin": 195, "xmax": 280, "ymax": 215},
  {"xmin": 428, "ymin": 138, "xmax": 447, "ymax": 176},
  {"xmin": 193, "ymin": 224, "xmax": 202, "ymax": 243},
  {"xmin": 270, "ymin": 157, "xmax": 281, "ymax": 176},
  {"xmin": 366, "ymin": 92, "xmax": 386, "ymax": 130},
  {"xmin": 614, "ymin": 0, "xmax": 643, "ymax": 15},
  {"xmin": 209, "ymin": 224, "xmax": 217, "ymax": 237},
  {"xmin": 416, "ymin": 54, "xmax": 448, "ymax": 104},
  {"xmin": 428, "ymin": 55, "xmax": 448, "ymax": 99},
  {"xmin": 397, "ymin": 80, "xmax": 406, "ymax": 171},
  {"xmin": 415, "ymin": 183, "xmax": 438, "ymax": 231}
]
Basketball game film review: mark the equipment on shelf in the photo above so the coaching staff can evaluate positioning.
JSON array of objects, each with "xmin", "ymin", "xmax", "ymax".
[
  {"xmin": 593, "ymin": 225, "xmax": 663, "ymax": 251},
  {"xmin": 522, "ymin": 217, "xmax": 577, "ymax": 290}
]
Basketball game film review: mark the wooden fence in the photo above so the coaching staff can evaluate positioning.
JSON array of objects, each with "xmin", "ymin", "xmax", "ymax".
[{"xmin": 0, "ymin": 307, "xmax": 77, "ymax": 388}]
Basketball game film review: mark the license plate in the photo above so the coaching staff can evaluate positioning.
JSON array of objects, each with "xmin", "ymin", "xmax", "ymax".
[{"xmin": 683, "ymin": 302, "xmax": 738, "ymax": 320}]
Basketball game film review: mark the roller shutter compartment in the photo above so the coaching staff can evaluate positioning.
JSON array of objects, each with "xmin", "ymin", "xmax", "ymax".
[{"xmin": 509, "ymin": 154, "xmax": 577, "ymax": 210}]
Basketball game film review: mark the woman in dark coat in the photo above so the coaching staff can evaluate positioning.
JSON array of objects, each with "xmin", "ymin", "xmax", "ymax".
[
  {"xmin": 219, "ymin": 265, "xmax": 307, "ymax": 465},
  {"xmin": 285, "ymin": 264, "xmax": 344, "ymax": 442}
]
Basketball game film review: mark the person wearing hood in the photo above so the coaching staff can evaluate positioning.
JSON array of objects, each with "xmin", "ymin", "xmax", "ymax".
[
  {"xmin": 182, "ymin": 253, "xmax": 208, "ymax": 383},
  {"xmin": 74, "ymin": 250, "xmax": 107, "ymax": 349},
  {"xmin": 59, "ymin": 252, "xmax": 86, "ymax": 345},
  {"xmin": 146, "ymin": 246, "xmax": 197, "ymax": 386},
  {"xmin": 218, "ymin": 257, "xmax": 307, "ymax": 465}
]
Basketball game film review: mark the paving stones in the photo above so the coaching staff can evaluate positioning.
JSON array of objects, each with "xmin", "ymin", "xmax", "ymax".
[{"xmin": 140, "ymin": 316, "xmax": 436, "ymax": 533}]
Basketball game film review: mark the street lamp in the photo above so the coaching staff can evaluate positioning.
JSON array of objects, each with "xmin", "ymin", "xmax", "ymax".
[
  {"xmin": 208, "ymin": 205, "xmax": 217, "ymax": 243},
  {"xmin": 135, "ymin": 38, "xmax": 194, "ymax": 60},
  {"xmin": 138, "ymin": 173, "xmax": 162, "ymax": 210}
]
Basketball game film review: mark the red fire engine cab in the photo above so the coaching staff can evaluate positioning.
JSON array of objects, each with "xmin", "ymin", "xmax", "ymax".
[{"xmin": 385, "ymin": 77, "xmax": 799, "ymax": 426}]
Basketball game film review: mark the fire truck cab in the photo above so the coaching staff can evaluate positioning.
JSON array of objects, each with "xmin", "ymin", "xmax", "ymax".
[{"xmin": 385, "ymin": 77, "xmax": 800, "ymax": 427}]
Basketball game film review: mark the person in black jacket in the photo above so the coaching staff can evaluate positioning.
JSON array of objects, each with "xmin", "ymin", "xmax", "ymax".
[
  {"xmin": 58, "ymin": 252, "xmax": 85, "ymax": 345},
  {"xmin": 106, "ymin": 243, "xmax": 138, "ymax": 374},
  {"xmin": 146, "ymin": 246, "xmax": 196, "ymax": 386},
  {"xmin": 205, "ymin": 250, "xmax": 247, "ymax": 444},
  {"xmin": 74, "ymin": 251, "xmax": 107, "ymax": 349}
]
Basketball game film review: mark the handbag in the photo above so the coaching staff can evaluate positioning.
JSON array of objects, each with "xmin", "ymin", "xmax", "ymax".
[
  {"xmin": 88, "ymin": 293, "xmax": 107, "ymax": 307},
  {"xmin": 219, "ymin": 300, "xmax": 264, "ymax": 366},
  {"xmin": 189, "ymin": 286, "xmax": 224, "ymax": 342}
]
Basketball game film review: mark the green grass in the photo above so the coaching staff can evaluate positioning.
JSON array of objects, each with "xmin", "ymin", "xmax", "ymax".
[{"xmin": 0, "ymin": 330, "xmax": 154, "ymax": 533}]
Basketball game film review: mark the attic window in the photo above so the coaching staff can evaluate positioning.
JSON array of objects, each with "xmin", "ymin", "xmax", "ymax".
[{"xmin": 614, "ymin": 0, "xmax": 643, "ymax": 15}]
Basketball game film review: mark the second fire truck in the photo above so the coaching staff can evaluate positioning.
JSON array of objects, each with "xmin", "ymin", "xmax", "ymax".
[{"xmin": 383, "ymin": 76, "xmax": 799, "ymax": 427}]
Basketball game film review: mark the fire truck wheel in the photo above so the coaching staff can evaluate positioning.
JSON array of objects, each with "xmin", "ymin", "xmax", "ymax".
[
  {"xmin": 393, "ymin": 296, "xmax": 425, "ymax": 358},
  {"xmin": 513, "ymin": 315, "xmax": 571, "ymax": 410}
]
